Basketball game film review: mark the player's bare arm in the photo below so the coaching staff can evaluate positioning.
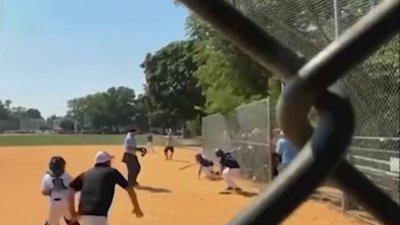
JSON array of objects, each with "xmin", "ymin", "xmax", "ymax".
[
  {"xmin": 67, "ymin": 188, "xmax": 79, "ymax": 220},
  {"xmin": 198, "ymin": 165, "xmax": 203, "ymax": 178},
  {"xmin": 41, "ymin": 188, "xmax": 51, "ymax": 196},
  {"xmin": 68, "ymin": 173, "xmax": 84, "ymax": 221}
]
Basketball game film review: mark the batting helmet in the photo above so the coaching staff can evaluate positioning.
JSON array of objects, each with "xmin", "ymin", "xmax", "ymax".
[
  {"xmin": 49, "ymin": 156, "xmax": 66, "ymax": 177},
  {"xmin": 215, "ymin": 148, "xmax": 224, "ymax": 157}
]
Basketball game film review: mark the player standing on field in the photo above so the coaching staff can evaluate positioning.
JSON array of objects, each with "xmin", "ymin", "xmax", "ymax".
[
  {"xmin": 164, "ymin": 130, "xmax": 175, "ymax": 160},
  {"xmin": 68, "ymin": 150, "xmax": 143, "ymax": 225},
  {"xmin": 147, "ymin": 132, "xmax": 155, "ymax": 153},
  {"xmin": 215, "ymin": 148, "xmax": 242, "ymax": 191},
  {"xmin": 41, "ymin": 156, "xmax": 80, "ymax": 225},
  {"xmin": 122, "ymin": 129, "xmax": 147, "ymax": 187}
]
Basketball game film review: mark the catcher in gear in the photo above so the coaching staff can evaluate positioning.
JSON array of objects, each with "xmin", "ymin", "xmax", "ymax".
[
  {"xmin": 195, "ymin": 153, "xmax": 220, "ymax": 180},
  {"xmin": 41, "ymin": 156, "xmax": 80, "ymax": 225},
  {"xmin": 123, "ymin": 129, "xmax": 147, "ymax": 187}
]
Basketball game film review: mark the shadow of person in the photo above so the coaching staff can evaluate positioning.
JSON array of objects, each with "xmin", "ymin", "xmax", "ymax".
[
  {"xmin": 219, "ymin": 190, "xmax": 258, "ymax": 198},
  {"xmin": 135, "ymin": 185, "xmax": 171, "ymax": 193},
  {"xmin": 169, "ymin": 159, "xmax": 190, "ymax": 163},
  {"xmin": 237, "ymin": 190, "xmax": 258, "ymax": 198}
]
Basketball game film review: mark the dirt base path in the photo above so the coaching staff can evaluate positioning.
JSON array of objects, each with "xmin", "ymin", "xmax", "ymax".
[{"xmin": 0, "ymin": 146, "xmax": 368, "ymax": 225}]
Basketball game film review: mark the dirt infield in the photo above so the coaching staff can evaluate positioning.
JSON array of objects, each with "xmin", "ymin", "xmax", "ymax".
[{"xmin": 0, "ymin": 145, "xmax": 368, "ymax": 225}]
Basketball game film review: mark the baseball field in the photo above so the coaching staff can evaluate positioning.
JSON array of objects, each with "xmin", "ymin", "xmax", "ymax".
[{"xmin": 0, "ymin": 135, "xmax": 368, "ymax": 225}]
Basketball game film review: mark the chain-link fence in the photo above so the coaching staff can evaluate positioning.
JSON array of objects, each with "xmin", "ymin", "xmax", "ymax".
[
  {"xmin": 202, "ymin": 99, "xmax": 274, "ymax": 182},
  {"xmin": 208, "ymin": 0, "xmax": 399, "ymax": 223}
]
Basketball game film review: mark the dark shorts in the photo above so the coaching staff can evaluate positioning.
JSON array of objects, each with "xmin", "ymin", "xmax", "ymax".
[
  {"xmin": 164, "ymin": 146, "xmax": 174, "ymax": 153},
  {"xmin": 122, "ymin": 152, "xmax": 138, "ymax": 164}
]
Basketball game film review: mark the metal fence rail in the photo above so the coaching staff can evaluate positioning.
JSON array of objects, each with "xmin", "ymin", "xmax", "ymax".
[{"xmin": 178, "ymin": 0, "xmax": 400, "ymax": 224}]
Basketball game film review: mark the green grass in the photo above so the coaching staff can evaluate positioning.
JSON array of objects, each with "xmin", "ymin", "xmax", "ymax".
[{"xmin": 0, "ymin": 134, "xmax": 166, "ymax": 146}]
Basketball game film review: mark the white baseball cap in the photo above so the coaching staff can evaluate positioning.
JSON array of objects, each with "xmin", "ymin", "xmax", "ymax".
[{"xmin": 95, "ymin": 151, "xmax": 114, "ymax": 164}]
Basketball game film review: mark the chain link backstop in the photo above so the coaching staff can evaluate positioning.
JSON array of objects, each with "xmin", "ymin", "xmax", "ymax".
[
  {"xmin": 200, "ymin": 0, "xmax": 399, "ymax": 223},
  {"xmin": 202, "ymin": 99, "xmax": 273, "ymax": 182}
]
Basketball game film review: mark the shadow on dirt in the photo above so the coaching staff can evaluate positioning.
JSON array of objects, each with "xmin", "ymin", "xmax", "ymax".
[
  {"xmin": 219, "ymin": 190, "xmax": 259, "ymax": 198},
  {"xmin": 168, "ymin": 159, "xmax": 190, "ymax": 163},
  {"xmin": 135, "ymin": 185, "xmax": 171, "ymax": 193}
]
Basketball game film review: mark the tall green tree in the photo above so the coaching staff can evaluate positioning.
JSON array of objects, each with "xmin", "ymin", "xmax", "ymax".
[
  {"xmin": 141, "ymin": 40, "xmax": 205, "ymax": 122},
  {"xmin": 66, "ymin": 86, "xmax": 145, "ymax": 131},
  {"xmin": 186, "ymin": 14, "xmax": 272, "ymax": 114}
]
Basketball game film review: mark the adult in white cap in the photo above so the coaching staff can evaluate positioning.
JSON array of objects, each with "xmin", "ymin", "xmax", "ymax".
[{"xmin": 67, "ymin": 150, "xmax": 143, "ymax": 225}]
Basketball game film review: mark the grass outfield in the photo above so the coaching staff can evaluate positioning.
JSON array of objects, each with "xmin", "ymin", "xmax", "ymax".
[{"xmin": 0, "ymin": 134, "xmax": 166, "ymax": 146}]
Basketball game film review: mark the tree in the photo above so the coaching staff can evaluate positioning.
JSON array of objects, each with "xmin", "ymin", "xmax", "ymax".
[
  {"xmin": 141, "ymin": 40, "xmax": 205, "ymax": 123},
  {"xmin": 0, "ymin": 100, "xmax": 9, "ymax": 119},
  {"xmin": 186, "ymin": 14, "xmax": 272, "ymax": 114},
  {"xmin": 24, "ymin": 108, "xmax": 42, "ymax": 119},
  {"xmin": 66, "ymin": 86, "xmax": 140, "ymax": 131},
  {"xmin": 59, "ymin": 118, "xmax": 75, "ymax": 131},
  {"xmin": 132, "ymin": 94, "xmax": 150, "ymax": 131}
]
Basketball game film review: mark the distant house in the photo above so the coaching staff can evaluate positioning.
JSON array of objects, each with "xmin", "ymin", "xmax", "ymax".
[{"xmin": 52, "ymin": 117, "xmax": 64, "ymax": 130}]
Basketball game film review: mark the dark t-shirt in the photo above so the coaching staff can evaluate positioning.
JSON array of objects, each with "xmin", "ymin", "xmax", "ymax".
[
  {"xmin": 220, "ymin": 153, "xmax": 240, "ymax": 169},
  {"xmin": 147, "ymin": 135, "xmax": 153, "ymax": 142},
  {"xmin": 69, "ymin": 165, "xmax": 129, "ymax": 217},
  {"xmin": 199, "ymin": 158, "xmax": 214, "ymax": 167}
]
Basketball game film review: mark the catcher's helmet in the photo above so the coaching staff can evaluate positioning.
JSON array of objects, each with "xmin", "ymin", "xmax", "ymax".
[
  {"xmin": 215, "ymin": 148, "xmax": 224, "ymax": 157},
  {"xmin": 49, "ymin": 156, "xmax": 66, "ymax": 177}
]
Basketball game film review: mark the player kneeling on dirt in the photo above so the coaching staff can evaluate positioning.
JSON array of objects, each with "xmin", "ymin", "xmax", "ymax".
[
  {"xmin": 195, "ymin": 153, "xmax": 221, "ymax": 180},
  {"xmin": 215, "ymin": 148, "xmax": 242, "ymax": 191},
  {"xmin": 41, "ymin": 156, "xmax": 80, "ymax": 225}
]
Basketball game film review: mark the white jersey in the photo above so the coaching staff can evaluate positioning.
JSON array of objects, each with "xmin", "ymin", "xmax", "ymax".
[{"xmin": 41, "ymin": 171, "xmax": 73, "ymax": 200}]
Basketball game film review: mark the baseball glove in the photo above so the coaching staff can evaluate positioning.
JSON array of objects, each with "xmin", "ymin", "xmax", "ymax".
[{"xmin": 138, "ymin": 147, "xmax": 147, "ymax": 157}]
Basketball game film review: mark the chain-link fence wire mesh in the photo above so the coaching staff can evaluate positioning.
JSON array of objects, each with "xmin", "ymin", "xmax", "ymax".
[
  {"xmin": 221, "ymin": 0, "xmax": 399, "ymax": 222},
  {"xmin": 202, "ymin": 99, "xmax": 273, "ymax": 182},
  {"xmin": 19, "ymin": 118, "xmax": 47, "ymax": 131}
]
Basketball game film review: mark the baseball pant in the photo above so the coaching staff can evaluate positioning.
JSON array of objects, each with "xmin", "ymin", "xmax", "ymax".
[
  {"xmin": 80, "ymin": 215, "xmax": 107, "ymax": 225},
  {"xmin": 147, "ymin": 142, "xmax": 154, "ymax": 152},
  {"xmin": 46, "ymin": 199, "xmax": 74, "ymax": 225},
  {"xmin": 222, "ymin": 168, "xmax": 241, "ymax": 188},
  {"xmin": 123, "ymin": 153, "xmax": 141, "ymax": 186}
]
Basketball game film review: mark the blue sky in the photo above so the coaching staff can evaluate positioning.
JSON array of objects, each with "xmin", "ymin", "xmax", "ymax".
[{"xmin": 0, "ymin": 0, "xmax": 188, "ymax": 118}]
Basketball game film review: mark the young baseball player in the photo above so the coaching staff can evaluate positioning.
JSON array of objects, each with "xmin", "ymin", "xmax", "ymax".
[
  {"xmin": 164, "ymin": 131, "xmax": 174, "ymax": 160},
  {"xmin": 147, "ymin": 133, "xmax": 155, "ymax": 153},
  {"xmin": 195, "ymin": 153, "xmax": 220, "ymax": 180},
  {"xmin": 215, "ymin": 148, "xmax": 242, "ymax": 191},
  {"xmin": 41, "ymin": 156, "xmax": 80, "ymax": 225}
]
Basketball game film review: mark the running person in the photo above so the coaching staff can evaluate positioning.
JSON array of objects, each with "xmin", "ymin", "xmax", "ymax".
[
  {"xmin": 195, "ymin": 153, "xmax": 220, "ymax": 180},
  {"xmin": 164, "ymin": 130, "xmax": 174, "ymax": 160},
  {"xmin": 215, "ymin": 148, "xmax": 242, "ymax": 191},
  {"xmin": 122, "ymin": 129, "xmax": 147, "ymax": 187},
  {"xmin": 41, "ymin": 156, "xmax": 80, "ymax": 225},
  {"xmin": 68, "ymin": 150, "xmax": 143, "ymax": 225}
]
